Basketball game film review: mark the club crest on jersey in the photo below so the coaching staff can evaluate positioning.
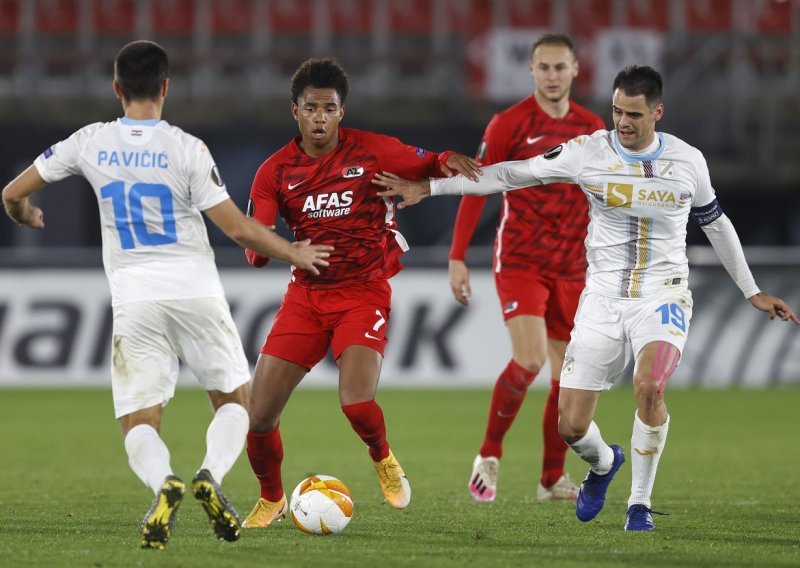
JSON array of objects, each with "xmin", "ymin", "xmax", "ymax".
[
  {"xmin": 657, "ymin": 160, "xmax": 675, "ymax": 178},
  {"xmin": 342, "ymin": 166, "xmax": 364, "ymax": 179},
  {"xmin": 210, "ymin": 165, "xmax": 224, "ymax": 187},
  {"xmin": 543, "ymin": 145, "xmax": 563, "ymax": 160},
  {"xmin": 415, "ymin": 147, "xmax": 427, "ymax": 158}
]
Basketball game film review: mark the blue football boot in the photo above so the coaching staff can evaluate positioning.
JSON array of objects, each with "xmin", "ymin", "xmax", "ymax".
[
  {"xmin": 575, "ymin": 444, "xmax": 625, "ymax": 522},
  {"xmin": 625, "ymin": 504, "xmax": 656, "ymax": 531}
]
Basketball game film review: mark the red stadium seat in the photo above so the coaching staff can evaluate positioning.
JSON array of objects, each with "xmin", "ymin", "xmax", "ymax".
[
  {"xmin": 0, "ymin": 0, "xmax": 19, "ymax": 35},
  {"xmin": 35, "ymin": 0, "xmax": 78, "ymax": 35},
  {"xmin": 506, "ymin": 0, "xmax": 552, "ymax": 28},
  {"xmin": 686, "ymin": 0, "xmax": 731, "ymax": 31},
  {"xmin": 624, "ymin": 0, "xmax": 669, "ymax": 32},
  {"xmin": 93, "ymin": 0, "xmax": 135, "ymax": 36}
]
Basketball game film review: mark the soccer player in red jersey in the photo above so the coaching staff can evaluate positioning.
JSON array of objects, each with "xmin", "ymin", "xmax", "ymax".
[
  {"xmin": 241, "ymin": 58, "xmax": 481, "ymax": 527},
  {"xmin": 451, "ymin": 34, "xmax": 605, "ymax": 503}
]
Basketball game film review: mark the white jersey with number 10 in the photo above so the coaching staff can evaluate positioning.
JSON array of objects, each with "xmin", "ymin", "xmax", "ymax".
[{"xmin": 34, "ymin": 118, "xmax": 228, "ymax": 305}]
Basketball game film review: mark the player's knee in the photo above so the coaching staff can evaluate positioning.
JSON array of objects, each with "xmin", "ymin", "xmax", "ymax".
[
  {"xmin": 248, "ymin": 407, "xmax": 280, "ymax": 433},
  {"xmin": 634, "ymin": 379, "xmax": 664, "ymax": 410},
  {"xmin": 501, "ymin": 359, "xmax": 538, "ymax": 392},
  {"xmin": 209, "ymin": 384, "xmax": 249, "ymax": 410},
  {"xmin": 512, "ymin": 354, "xmax": 545, "ymax": 376},
  {"xmin": 643, "ymin": 342, "xmax": 681, "ymax": 396},
  {"xmin": 558, "ymin": 413, "xmax": 588, "ymax": 445}
]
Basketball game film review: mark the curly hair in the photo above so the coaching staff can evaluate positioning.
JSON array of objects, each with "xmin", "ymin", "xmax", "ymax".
[{"xmin": 290, "ymin": 58, "xmax": 349, "ymax": 104}]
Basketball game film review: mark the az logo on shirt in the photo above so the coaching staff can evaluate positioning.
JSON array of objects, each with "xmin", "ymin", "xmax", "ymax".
[
  {"xmin": 606, "ymin": 183, "xmax": 634, "ymax": 208},
  {"xmin": 342, "ymin": 166, "xmax": 364, "ymax": 178}
]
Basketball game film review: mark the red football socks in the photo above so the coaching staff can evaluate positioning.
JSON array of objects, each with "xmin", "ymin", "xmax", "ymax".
[
  {"xmin": 342, "ymin": 400, "xmax": 390, "ymax": 462},
  {"xmin": 246, "ymin": 428, "xmax": 284, "ymax": 501},
  {"xmin": 479, "ymin": 359, "xmax": 537, "ymax": 459},
  {"xmin": 541, "ymin": 379, "xmax": 568, "ymax": 488}
]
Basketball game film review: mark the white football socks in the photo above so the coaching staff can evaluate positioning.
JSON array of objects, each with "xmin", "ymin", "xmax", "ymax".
[
  {"xmin": 629, "ymin": 411, "xmax": 670, "ymax": 508},
  {"xmin": 570, "ymin": 421, "xmax": 615, "ymax": 475},
  {"xmin": 124, "ymin": 424, "xmax": 173, "ymax": 495},
  {"xmin": 199, "ymin": 402, "xmax": 249, "ymax": 484}
]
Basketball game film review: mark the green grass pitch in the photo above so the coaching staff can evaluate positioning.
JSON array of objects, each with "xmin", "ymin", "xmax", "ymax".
[{"xmin": 1, "ymin": 387, "xmax": 798, "ymax": 567}]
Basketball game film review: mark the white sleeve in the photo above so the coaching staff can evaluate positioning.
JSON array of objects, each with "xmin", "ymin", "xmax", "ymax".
[
  {"xmin": 431, "ymin": 159, "xmax": 542, "ymax": 196},
  {"xmin": 431, "ymin": 136, "xmax": 587, "ymax": 197},
  {"xmin": 690, "ymin": 149, "xmax": 717, "ymax": 207},
  {"xmin": 186, "ymin": 139, "xmax": 230, "ymax": 211},
  {"xmin": 32, "ymin": 125, "xmax": 96, "ymax": 182},
  {"xmin": 701, "ymin": 214, "xmax": 760, "ymax": 299}
]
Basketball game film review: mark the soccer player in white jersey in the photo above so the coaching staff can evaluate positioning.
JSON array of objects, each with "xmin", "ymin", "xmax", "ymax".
[
  {"xmin": 373, "ymin": 64, "xmax": 798, "ymax": 531},
  {"xmin": 2, "ymin": 40, "xmax": 332, "ymax": 549}
]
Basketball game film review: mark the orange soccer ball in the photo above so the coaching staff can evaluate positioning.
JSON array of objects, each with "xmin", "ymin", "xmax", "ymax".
[{"xmin": 289, "ymin": 475, "xmax": 354, "ymax": 535}]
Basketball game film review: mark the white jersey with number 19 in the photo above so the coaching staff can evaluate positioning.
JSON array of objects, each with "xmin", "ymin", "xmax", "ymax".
[
  {"xmin": 432, "ymin": 130, "xmax": 718, "ymax": 299},
  {"xmin": 34, "ymin": 118, "xmax": 228, "ymax": 305}
]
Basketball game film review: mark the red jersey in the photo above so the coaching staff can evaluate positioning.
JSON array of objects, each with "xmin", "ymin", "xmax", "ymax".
[
  {"xmin": 247, "ymin": 127, "xmax": 449, "ymax": 289},
  {"xmin": 449, "ymin": 96, "xmax": 604, "ymax": 280}
]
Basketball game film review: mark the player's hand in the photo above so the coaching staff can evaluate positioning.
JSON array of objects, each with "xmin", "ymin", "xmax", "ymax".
[
  {"xmin": 373, "ymin": 172, "xmax": 431, "ymax": 209},
  {"xmin": 448, "ymin": 259, "xmax": 472, "ymax": 306},
  {"xmin": 18, "ymin": 205, "xmax": 44, "ymax": 229},
  {"xmin": 749, "ymin": 292, "xmax": 800, "ymax": 325},
  {"xmin": 442, "ymin": 153, "xmax": 482, "ymax": 182},
  {"xmin": 291, "ymin": 239, "xmax": 334, "ymax": 276}
]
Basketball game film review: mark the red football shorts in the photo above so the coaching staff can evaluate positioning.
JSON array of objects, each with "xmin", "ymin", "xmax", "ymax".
[
  {"xmin": 494, "ymin": 271, "xmax": 584, "ymax": 341},
  {"xmin": 261, "ymin": 279, "xmax": 392, "ymax": 370}
]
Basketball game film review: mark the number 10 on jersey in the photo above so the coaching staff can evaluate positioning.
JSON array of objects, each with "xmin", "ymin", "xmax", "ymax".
[{"xmin": 101, "ymin": 182, "xmax": 177, "ymax": 249}]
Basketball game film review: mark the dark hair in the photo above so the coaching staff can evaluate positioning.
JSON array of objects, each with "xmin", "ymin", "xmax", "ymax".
[
  {"xmin": 531, "ymin": 33, "xmax": 576, "ymax": 59},
  {"xmin": 114, "ymin": 40, "xmax": 169, "ymax": 102},
  {"xmin": 612, "ymin": 64, "xmax": 663, "ymax": 106},
  {"xmin": 290, "ymin": 58, "xmax": 349, "ymax": 104}
]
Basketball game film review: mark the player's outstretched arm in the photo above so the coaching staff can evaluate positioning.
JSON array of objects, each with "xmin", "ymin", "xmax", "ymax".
[
  {"xmin": 2, "ymin": 165, "xmax": 47, "ymax": 228},
  {"xmin": 204, "ymin": 199, "xmax": 333, "ymax": 275},
  {"xmin": 748, "ymin": 292, "xmax": 800, "ymax": 325},
  {"xmin": 448, "ymin": 259, "xmax": 472, "ymax": 306},
  {"xmin": 440, "ymin": 153, "xmax": 482, "ymax": 182},
  {"xmin": 376, "ymin": 158, "xmax": 543, "ymax": 208},
  {"xmin": 699, "ymin": 212, "xmax": 799, "ymax": 325},
  {"xmin": 373, "ymin": 172, "xmax": 432, "ymax": 209}
]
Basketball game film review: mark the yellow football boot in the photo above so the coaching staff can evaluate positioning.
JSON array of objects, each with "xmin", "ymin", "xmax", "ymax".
[
  {"xmin": 191, "ymin": 469, "xmax": 242, "ymax": 542},
  {"xmin": 140, "ymin": 475, "xmax": 185, "ymax": 549},
  {"xmin": 241, "ymin": 495, "xmax": 288, "ymax": 528},
  {"xmin": 373, "ymin": 450, "xmax": 411, "ymax": 509}
]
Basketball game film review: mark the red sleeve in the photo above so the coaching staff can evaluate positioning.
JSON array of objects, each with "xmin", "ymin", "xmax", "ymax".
[
  {"xmin": 370, "ymin": 133, "xmax": 444, "ymax": 179},
  {"xmin": 449, "ymin": 195, "xmax": 487, "ymax": 260},
  {"xmin": 479, "ymin": 113, "xmax": 512, "ymax": 167},
  {"xmin": 245, "ymin": 161, "xmax": 280, "ymax": 267},
  {"xmin": 448, "ymin": 114, "xmax": 507, "ymax": 260}
]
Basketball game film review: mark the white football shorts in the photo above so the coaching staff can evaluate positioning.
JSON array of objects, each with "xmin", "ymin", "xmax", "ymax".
[
  {"xmin": 560, "ymin": 286, "xmax": 693, "ymax": 391},
  {"xmin": 111, "ymin": 297, "xmax": 250, "ymax": 418}
]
